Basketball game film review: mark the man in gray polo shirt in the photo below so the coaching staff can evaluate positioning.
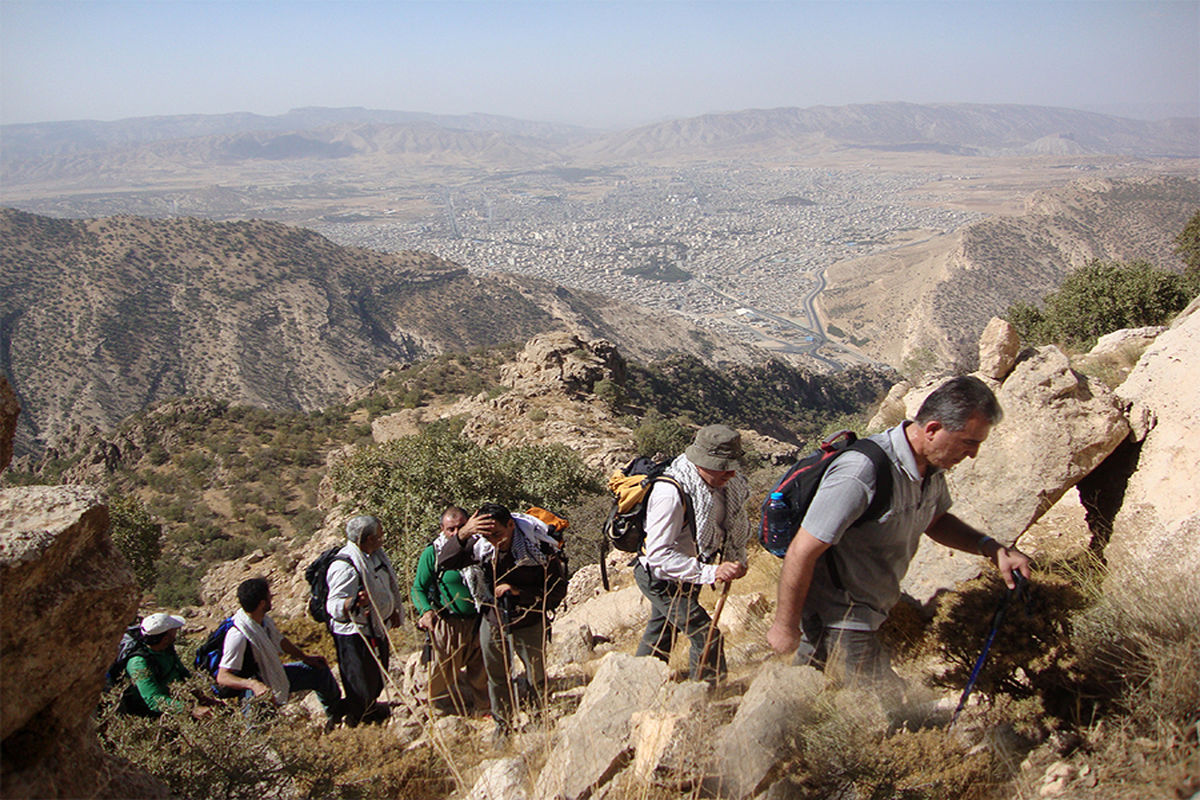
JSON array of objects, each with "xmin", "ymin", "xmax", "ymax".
[{"xmin": 767, "ymin": 376, "xmax": 1032, "ymax": 687}]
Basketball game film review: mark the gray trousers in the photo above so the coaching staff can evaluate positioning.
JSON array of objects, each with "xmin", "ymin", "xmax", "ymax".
[
  {"xmin": 797, "ymin": 613, "xmax": 903, "ymax": 694},
  {"xmin": 480, "ymin": 615, "xmax": 546, "ymax": 728},
  {"xmin": 634, "ymin": 561, "xmax": 725, "ymax": 681}
]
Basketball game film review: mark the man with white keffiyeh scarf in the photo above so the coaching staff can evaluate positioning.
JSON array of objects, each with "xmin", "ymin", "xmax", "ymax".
[
  {"xmin": 216, "ymin": 577, "xmax": 344, "ymax": 725},
  {"xmin": 438, "ymin": 503, "xmax": 568, "ymax": 742},
  {"xmin": 634, "ymin": 424, "xmax": 751, "ymax": 682},
  {"xmin": 326, "ymin": 515, "xmax": 405, "ymax": 726}
]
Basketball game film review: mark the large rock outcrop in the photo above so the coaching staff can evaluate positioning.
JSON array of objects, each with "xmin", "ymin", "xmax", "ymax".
[
  {"xmin": 1107, "ymin": 298, "xmax": 1200, "ymax": 580},
  {"xmin": 0, "ymin": 485, "xmax": 165, "ymax": 798},
  {"xmin": 534, "ymin": 653, "xmax": 670, "ymax": 800},
  {"xmin": 889, "ymin": 332, "xmax": 1129, "ymax": 604}
]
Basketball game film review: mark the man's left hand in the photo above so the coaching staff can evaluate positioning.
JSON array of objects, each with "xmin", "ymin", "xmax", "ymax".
[{"xmin": 994, "ymin": 545, "xmax": 1032, "ymax": 589}]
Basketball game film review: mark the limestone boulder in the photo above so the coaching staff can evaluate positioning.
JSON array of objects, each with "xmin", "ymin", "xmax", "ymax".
[
  {"xmin": 551, "ymin": 585, "xmax": 650, "ymax": 643},
  {"xmin": 499, "ymin": 332, "xmax": 625, "ymax": 398},
  {"xmin": 1, "ymin": 375, "xmax": 18, "ymax": 471},
  {"xmin": 0, "ymin": 485, "xmax": 166, "ymax": 798},
  {"xmin": 704, "ymin": 663, "xmax": 826, "ymax": 798},
  {"xmin": 903, "ymin": 346, "xmax": 1128, "ymax": 604},
  {"xmin": 468, "ymin": 757, "xmax": 530, "ymax": 800},
  {"xmin": 534, "ymin": 652, "xmax": 670, "ymax": 800},
  {"xmin": 630, "ymin": 681, "xmax": 713, "ymax": 786},
  {"xmin": 867, "ymin": 380, "xmax": 912, "ymax": 432},
  {"xmin": 977, "ymin": 317, "xmax": 1021, "ymax": 381},
  {"xmin": 1107, "ymin": 299, "xmax": 1200, "ymax": 580},
  {"xmin": 1088, "ymin": 325, "xmax": 1165, "ymax": 359}
]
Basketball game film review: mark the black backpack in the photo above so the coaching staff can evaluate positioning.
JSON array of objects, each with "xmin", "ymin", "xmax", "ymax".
[
  {"xmin": 304, "ymin": 545, "xmax": 355, "ymax": 623},
  {"xmin": 105, "ymin": 620, "xmax": 145, "ymax": 688},
  {"xmin": 759, "ymin": 431, "xmax": 893, "ymax": 557},
  {"xmin": 599, "ymin": 456, "xmax": 695, "ymax": 590}
]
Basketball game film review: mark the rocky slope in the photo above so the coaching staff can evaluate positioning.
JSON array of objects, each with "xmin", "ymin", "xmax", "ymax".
[
  {"xmin": 0, "ymin": 209, "xmax": 765, "ymax": 456},
  {"xmin": 821, "ymin": 174, "xmax": 1199, "ymax": 370}
]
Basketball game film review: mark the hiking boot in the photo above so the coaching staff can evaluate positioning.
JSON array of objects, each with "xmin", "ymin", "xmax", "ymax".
[{"xmin": 490, "ymin": 721, "xmax": 511, "ymax": 748}]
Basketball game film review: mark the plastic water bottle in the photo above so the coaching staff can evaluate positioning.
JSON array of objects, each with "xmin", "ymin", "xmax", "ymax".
[{"xmin": 764, "ymin": 491, "xmax": 792, "ymax": 556}]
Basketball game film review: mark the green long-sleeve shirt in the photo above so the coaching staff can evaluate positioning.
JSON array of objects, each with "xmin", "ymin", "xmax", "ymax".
[
  {"xmin": 126, "ymin": 648, "xmax": 190, "ymax": 714},
  {"xmin": 410, "ymin": 543, "xmax": 477, "ymax": 617}
]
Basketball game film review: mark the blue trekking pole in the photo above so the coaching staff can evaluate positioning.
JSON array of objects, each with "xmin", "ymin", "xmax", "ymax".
[{"xmin": 951, "ymin": 572, "xmax": 1030, "ymax": 726}]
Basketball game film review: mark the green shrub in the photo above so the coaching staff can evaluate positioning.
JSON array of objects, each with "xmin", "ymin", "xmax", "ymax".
[
  {"xmin": 329, "ymin": 418, "xmax": 600, "ymax": 586},
  {"xmin": 108, "ymin": 494, "xmax": 162, "ymax": 591},
  {"xmin": 631, "ymin": 410, "xmax": 694, "ymax": 457},
  {"xmin": 1007, "ymin": 260, "xmax": 1190, "ymax": 349}
]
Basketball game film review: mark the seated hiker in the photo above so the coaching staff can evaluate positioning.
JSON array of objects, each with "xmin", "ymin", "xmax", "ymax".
[
  {"xmin": 437, "ymin": 503, "xmax": 567, "ymax": 741},
  {"xmin": 216, "ymin": 577, "xmax": 344, "ymax": 725},
  {"xmin": 121, "ymin": 612, "xmax": 222, "ymax": 719},
  {"xmin": 411, "ymin": 505, "xmax": 489, "ymax": 715},
  {"xmin": 325, "ymin": 515, "xmax": 404, "ymax": 726},
  {"xmin": 634, "ymin": 424, "xmax": 751, "ymax": 682}
]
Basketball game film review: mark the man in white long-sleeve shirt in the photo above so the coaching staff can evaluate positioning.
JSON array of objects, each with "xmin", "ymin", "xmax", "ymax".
[
  {"xmin": 326, "ymin": 515, "xmax": 403, "ymax": 726},
  {"xmin": 634, "ymin": 424, "xmax": 751, "ymax": 682}
]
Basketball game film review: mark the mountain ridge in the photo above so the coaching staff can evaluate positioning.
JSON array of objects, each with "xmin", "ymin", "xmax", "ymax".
[{"xmin": 0, "ymin": 208, "xmax": 782, "ymax": 456}]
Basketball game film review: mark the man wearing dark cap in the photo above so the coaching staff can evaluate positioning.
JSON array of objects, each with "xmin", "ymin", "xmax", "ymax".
[{"xmin": 634, "ymin": 424, "xmax": 751, "ymax": 681}]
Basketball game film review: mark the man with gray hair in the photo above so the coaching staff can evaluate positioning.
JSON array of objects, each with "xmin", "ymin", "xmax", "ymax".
[
  {"xmin": 326, "ymin": 514, "xmax": 404, "ymax": 726},
  {"xmin": 767, "ymin": 375, "xmax": 1032, "ymax": 689}
]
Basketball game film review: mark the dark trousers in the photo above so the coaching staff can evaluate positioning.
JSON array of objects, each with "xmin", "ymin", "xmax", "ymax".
[
  {"xmin": 333, "ymin": 631, "xmax": 390, "ymax": 726},
  {"xmin": 480, "ymin": 615, "xmax": 546, "ymax": 730},
  {"xmin": 634, "ymin": 561, "xmax": 725, "ymax": 681},
  {"xmin": 797, "ymin": 613, "xmax": 903, "ymax": 695},
  {"xmin": 239, "ymin": 662, "xmax": 342, "ymax": 720}
]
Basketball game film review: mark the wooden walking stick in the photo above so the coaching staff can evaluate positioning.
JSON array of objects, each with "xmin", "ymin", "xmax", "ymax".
[{"xmin": 699, "ymin": 580, "xmax": 732, "ymax": 675}]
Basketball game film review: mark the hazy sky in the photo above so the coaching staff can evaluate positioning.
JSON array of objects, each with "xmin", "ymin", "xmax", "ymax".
[{"xmin": 2, "ymin": 0, "xmax": 1197, "ymax": 128}]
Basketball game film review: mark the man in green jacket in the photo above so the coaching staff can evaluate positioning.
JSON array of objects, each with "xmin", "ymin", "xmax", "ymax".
[
  {"xmin": 123, "ymin": 612, "xmax": 222, "ymax": 719},
  {"xmin": 411, "ymin": 506, "xmax": 489, "ymax": 714}
]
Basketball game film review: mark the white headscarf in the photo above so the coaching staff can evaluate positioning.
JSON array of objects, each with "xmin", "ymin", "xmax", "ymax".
[{"xmin": 232, "ymin": 609, "xmax": 289, "ymax": 704}]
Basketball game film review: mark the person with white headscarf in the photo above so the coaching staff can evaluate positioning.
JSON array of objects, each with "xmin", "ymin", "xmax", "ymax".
[{"xmin": 326, "ymin": 515, "xmax": 404, "ymax": 726}]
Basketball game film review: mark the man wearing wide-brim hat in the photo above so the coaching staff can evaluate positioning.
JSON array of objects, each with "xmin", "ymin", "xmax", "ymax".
[{"xmin": 633, "ymin": 424, "xmax": 751, "ymax": 681}]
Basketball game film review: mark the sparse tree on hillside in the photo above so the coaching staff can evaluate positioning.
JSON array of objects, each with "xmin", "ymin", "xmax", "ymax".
[
  {"xmin": 329, "ymin": 418, "xmax": 598, "ymax": 585},
  {"xmin": 108, "ymin": 494, "xmax": 162, "ymax": 591},
  {"xmin": 1174, "ymin": 210, "xmax": 1200, "ymax": 295},
  {"xmin": 1006, "ymin": 259, "xmax": 1189, "ymax": 348}
]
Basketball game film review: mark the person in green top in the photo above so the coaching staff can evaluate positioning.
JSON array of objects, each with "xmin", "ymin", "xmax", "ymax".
[
  {"xmin": 411, "ymin": 506, "xmax": 489, "ymax": 714},
  {"xmin": 122, "ymin": 612, "xmax": 222, "ymax": 719}
]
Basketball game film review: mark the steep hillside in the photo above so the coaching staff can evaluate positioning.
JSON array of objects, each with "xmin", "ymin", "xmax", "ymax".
[
  {"xmin": 821, "ymin": 175, "xmax": 1199, "ymax": 370},
  {"xmin": 0, "ymin": 209, "xmax": 762, "ymax": 455}
]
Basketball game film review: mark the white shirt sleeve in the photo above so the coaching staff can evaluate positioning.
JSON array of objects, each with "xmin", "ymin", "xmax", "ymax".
[
  {"xmin": 218, "ymin": 627, "xmax": 248, "ymax": 671},
  {"xmin": 326, "ymin": 558, "xmax": 359, "ymax": 622},
  {"xmin": 641, "ymin": 481, "xmax": 717, "ymax": 585}
]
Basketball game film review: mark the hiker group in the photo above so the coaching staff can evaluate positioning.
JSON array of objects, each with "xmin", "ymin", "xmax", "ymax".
[{"xmin": 114, "ymin": 375, "xmax": 1031, "ymax": 734}]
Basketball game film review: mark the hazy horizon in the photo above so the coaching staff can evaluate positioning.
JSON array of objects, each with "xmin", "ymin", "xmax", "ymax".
[{"xmin": 2, "ymin": 1, "xmax": 1197, "ymax": 129}]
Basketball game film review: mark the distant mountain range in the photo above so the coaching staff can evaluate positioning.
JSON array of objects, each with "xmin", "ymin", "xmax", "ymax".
[{"xmin": 2, "ymin": 102, "xmax": 1196, "ymax": 188}]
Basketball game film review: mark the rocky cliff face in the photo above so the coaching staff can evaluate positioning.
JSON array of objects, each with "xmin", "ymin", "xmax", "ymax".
[
  {"xmin": 1107, "ymin": 297, "xmax": 1200, "ymax": 581},
  {"xmin": 0, "ymin": 485, "xmax": 165, "ymax": 798},
  {"xmin": 823, "ymin": 175, "xmax": 1198, "ymax": 371}
]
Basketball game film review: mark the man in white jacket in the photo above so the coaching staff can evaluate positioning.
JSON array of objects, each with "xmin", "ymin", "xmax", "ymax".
[
  {"xmin": 326, "ymin": 515, "xmax": 403, "ymax": 726},
  {"xmin": 635, "ymin": 424, "xmax": 750, "ymax": 682}
]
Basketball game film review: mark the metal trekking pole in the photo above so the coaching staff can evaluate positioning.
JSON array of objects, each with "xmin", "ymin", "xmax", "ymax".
[
  {"xmin": 699, "ymin": 580, "xmax": 732, "ymax": 677},
  {"xmin": 951, "ymin": 572, "xmax": 1029, "ymax": 726}
]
